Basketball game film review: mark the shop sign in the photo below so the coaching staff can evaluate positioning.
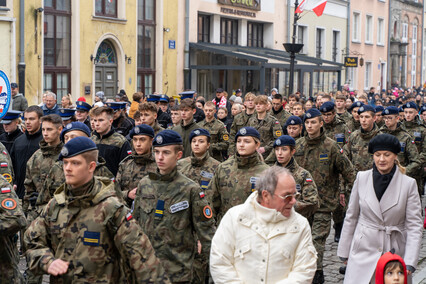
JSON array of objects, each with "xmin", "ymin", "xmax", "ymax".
[
  {"xmin": 344, "ymin": 57, "xmax": 358, "ymax": 67},
  {"xmin": 218, "ymin": 0, "xmax": 261, "ymax": 11}
]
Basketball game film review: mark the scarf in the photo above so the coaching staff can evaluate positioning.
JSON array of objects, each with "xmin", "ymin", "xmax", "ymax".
[{"xmin": 212, "ymin": 96, "xmax": 227, "ymax": 108}]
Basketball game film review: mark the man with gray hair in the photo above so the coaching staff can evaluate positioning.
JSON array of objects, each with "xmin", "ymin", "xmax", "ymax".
[
  {"xmin": 41, "ymin": 91, "xmax": 59, "ymax": 115},
  {"xmin": 210, "ymin": 166, "xmax": 317, "ymax": 283}
]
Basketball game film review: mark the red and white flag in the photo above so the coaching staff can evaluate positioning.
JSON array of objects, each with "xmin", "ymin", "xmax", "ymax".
[{"xmin": 295, "ymin": 0, "xmax": 327, "ymax": 16}]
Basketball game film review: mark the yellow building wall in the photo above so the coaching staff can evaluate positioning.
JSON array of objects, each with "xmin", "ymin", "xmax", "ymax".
[{"xmin": 162, "ymin": 0, "xmax": 179, "ymax": 98}]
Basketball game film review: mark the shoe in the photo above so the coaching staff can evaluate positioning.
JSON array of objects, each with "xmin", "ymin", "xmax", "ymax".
[
  {"xmin": 334, "ymin": 221, "xmax": 343, "ymax": 242},
  {"xmin": 339, "ymin": 266, "xmax": 346, "ymax": 275},
  {"xmin": 312, "ymin": 270, "xmax": 324, "ymax": 284}
]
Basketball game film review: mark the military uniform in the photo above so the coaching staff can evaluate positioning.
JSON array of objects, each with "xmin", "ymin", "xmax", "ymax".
[
  {"xmin": 323, "ymin": 116, "xmax": 351, "ymax": 149},
  {"xmin": 209, "ymin": 152, "xmax": 269, "ymax": 223},
  {"xmin": 247, "ymin": 114, "xmax": 282, "ymax": 158},
  {"xmin": 0, "ymin": 178, "xmax": 27, "ymax": 284},
  {"xmin": 228, "ymin": 111, "xmax": 255, "ymax": 155},
  {"xmin": 0, "ymin": 143, "xmax": 14, "ymax": 185},
  {"xmin": 336, "ymin": 111, "xmax": 352, "ymax": 125},
  {"xmin": 276, "ymin": 158, "xmax": 319, "ymax": 219},
  {"xmin": 173, "ymin": 120, "xmax": 201, "ymax": 158},
  {"xmin": 116, "ymin": 151, "xmax": 156, "ymax": 206},
  {"xmin": 271, "ymin": 107, "xmax": 292, "ymax": 127},
  {"xmin": 347, "ymin": 117, "xmax": 360, "ymax": 133},
  {"xmin": 133, "ymin": 167, "xmax": 216, "ymax": 283},
  {"xmin": 198, "ymin": 118, "xmax": 229, "ymax": 161},
  {"xmin": 152, "ymin": 121, "xmax": 164, "ymax": 136},
  {"xmin": 25, "ymin": 177, "xmax": 168, "ymax": 283}
]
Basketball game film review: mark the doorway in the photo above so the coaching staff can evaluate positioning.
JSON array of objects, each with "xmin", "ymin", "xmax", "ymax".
[{"xmin": 94, "ymin": 41, "xmax": 117, "ymax": 99}]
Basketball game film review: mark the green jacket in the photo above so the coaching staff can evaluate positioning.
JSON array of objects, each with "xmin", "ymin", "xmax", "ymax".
[
  {"xmin": 173, "ymin": 120, "xmax": 201, "ymax": 158},
  {"xmin": 247, "ymin": 113, "xmax": 282, "ymax": 158},
  {"xmin": 198, "ymin": 118, "xmax": 229, "ymax": 161},
  {"xmin": 228, "ymin": 111, "xmax": 255, "ymax": 155},
  {"xmin": 178, "ymin": 152, "xmax": 220, "ymax": 191}
]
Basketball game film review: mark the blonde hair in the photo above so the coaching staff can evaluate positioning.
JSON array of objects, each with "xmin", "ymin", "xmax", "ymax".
[{"xmin": 395, "ymin": 159, "xmax": 406, "ymax": 174}]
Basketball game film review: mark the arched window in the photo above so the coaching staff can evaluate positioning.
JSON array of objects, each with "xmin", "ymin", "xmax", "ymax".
[{"xmin": 95, "ymin": 41, "xmax": 116, "ymax": 65}]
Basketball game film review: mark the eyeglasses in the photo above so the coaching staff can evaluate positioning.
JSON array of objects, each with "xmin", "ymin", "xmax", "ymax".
[{"xmin": 274, "ymin": 192, "xmax": 300, "ymax": 202}]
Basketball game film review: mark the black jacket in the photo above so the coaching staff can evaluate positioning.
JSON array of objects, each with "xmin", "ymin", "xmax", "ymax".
[
  {"xmin": 0, "ymin": 128, "xmax": 23, "ymax": 154},
  {"xmin": 112, "ymin": 115, "xmax": 133, "ymax": 137},
  {"xmin": 10, "ymin": 128, "xmax": 43, "ymax": 198},
  {"xmin": 157, "ymin": 108, "xmax": 173, "ymax": 129}
]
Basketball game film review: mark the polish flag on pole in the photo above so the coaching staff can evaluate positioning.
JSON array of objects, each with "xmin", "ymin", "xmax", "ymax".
[{"xmin": 295, "ymin": 0, "xmax": 327, "ymax": 16}]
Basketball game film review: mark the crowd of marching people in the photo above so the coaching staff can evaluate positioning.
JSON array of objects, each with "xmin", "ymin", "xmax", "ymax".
[{"xmin": 1, "ymin": 83, "xmax": 425, "ymax": 283}]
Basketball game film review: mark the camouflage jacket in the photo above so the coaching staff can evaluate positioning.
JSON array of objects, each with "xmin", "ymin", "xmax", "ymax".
[
  {"xmin": 37, "ymin": 156, "xmax": 114, "ymax": 209},
  {"xmin": 347, "ymin": 117, "xmax": 360, "ymax": 133},
  {"xmin": 247, "ymin": 113, "xmax": 282, "ymax": 158},
  {"xmin": 209, "ymin": 152, "xmax": 269, "ymax": 222},
  {"xmin": 25, "ymin": 177, "xmax": 168, "ymax": 284},
  {"xmin": 116, "ymin": 151, "xmax": 156, "ymax": 206},
  {"xmin": 0, "ymin": 142, "xmax": 14, "ymax": 185},
  {"xmin": 173, "ymin": 120, "xmax": 201, "ymax": 158},
  {"xmin": 276, "ymin": 158, "xmax": 319, "ymax": 219},
  {"xmin": 323, "ymin": 116, "xmax": 351, "ymax": 149},
  {"xmin": 152, "ymin": 122, "xmax": 164, "ymax": 136},
  {"xmin": 336, "ymin": 111, "xmax": 352, "ymax": 125},
  {"xmin": 228, "ymin": 111, "xmax": 255, "ymax": 155},
  {"xmin": 24, "ymin": 140, "xmax": 63, "ymax": 219},
  {"xmin": 133, "ymin": 167, "xmax": 216, "ymax": 283},
  {"xmin": 379, "ymin": 124, "xmax": 421, "ymax": 178},
  {"xmin": 0, "ymin": 178, "xmax": 27, "ymax": 284},
  {"xmin": 271, "ymin": 107, "xmax": 292, "ymax": 127},
  {"xmin": 178, "ymin": 152, "xmax": 220, "ymax": 192},
  {"xmin": 402, "ymin": 118, "xmax": 426, "ymax": 165},
  {"xmin": 294, "ymin": 130, "xmax": 355, "ymax": 212},
  {"xmin": 343, "ymin": 124, "xmax": 379, "ymax": 172},
  {"xmin": 198, "ymin": 118, "xmax": 229, "ymax": 162}
]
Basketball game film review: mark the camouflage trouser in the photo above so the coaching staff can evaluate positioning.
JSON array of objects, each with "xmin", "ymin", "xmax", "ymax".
[
  {"xmin": 332, "ymin": 192, "xmax": 349, "ymax": 225},
  {"xmin": 192, "ymin": 253, "xmax": 208, "ymax": 284},
  {"xmin": 312, "ymin": 211, "xmax": 332, "ymax": 270}
]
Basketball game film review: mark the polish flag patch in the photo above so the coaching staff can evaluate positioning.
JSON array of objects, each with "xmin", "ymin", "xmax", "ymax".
[
  {"xmin": 126, "ymin": 212, "xmax": 133, "ymax": 221},
  {"xmin": 0, "ymin": 163, "xmax": 7, "ymax": 168},
  {"xmin": 1, "ymin": 187, "xmax": 11, "ymax": 193},
  {"xmin": 2, "ymin": 151, "xmax": 7, "ymax": 155},
  {"xmin": 306, "ymin": 178, "xmax": 313, "ymax": 182},
  {"xmin": 199, "ymin": 192, "xmax": 205, "ymax": 199},
  {"xmin": 127, "ymin": 150, "xmax": 132, "ymax": 155}
]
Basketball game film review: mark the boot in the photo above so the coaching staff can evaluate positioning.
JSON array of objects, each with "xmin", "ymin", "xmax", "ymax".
[
  {"xmin": 312, "ymin": 270, "xmax": 324, "ymax": 284},
  {"xmin": 339, "ymin": 266, "xmax": 346, "ymax": 274},
  {"xmin": 334, "ymin": 221, "xmax": 343, "ymax": 242}
]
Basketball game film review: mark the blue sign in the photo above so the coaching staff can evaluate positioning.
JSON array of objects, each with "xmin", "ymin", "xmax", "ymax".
[
  {"xmin": 169, "ymin": 40, "xmax": 176, "ymax": 49},
  {"xmin": 0, "ymin": 71, "xmax": 11, "ymax": 120}
]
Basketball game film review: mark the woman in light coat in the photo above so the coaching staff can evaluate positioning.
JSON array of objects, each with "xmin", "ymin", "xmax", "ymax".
[{"xmin": 337, "ymin": 134, "xmax": 423, "ymax": 284}]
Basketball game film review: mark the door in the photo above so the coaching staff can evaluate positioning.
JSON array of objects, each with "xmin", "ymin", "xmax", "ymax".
[{"xmin": 94, "ymin": 40, "xmax": 118, "ymax": 99}]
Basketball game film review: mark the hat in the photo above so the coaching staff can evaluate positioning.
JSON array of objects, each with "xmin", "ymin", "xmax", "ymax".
[
  {"xmin": 382, "ymin": 106, "xmax": 399, "ymax": 116},
  {"xmin": 402, "ymin": 101, "xmax": 418, "ymax": 110},
  {"xmin": 95, "ymin": 91, "xmax": 105, "ymax": 101},
  {"xmin": 179, "ymin": 91, "xmax": 196, "ymax": 100},
  {"xmin": 229, "ymin": 95, "xmax": 237, "ymax": 102},
  {"xmin": 216, "ymin": 88, "xmax": 224, "ymax": 93},
  {"xmin": 234, "ymin": 97, "xmax": 243, "ymax": 104},
  {"xmin": 115, "ymin": 93, "xmax": 124, "ymax": 100},
  {"xmin": 319, "ymin": 101, "xmax": 335, "ymax": 113},
  {"xmin": 304, "ymin": 108, "xmax": 322, "ymax": 121},
  {"xmin": 77, "ymin": 97, "xmax": 86, "ymax": 102},
  {"xmin": 76, "ymin": 101, "xmax": 92, "ymax": 112},
  {"xmin": 11, "ymin": 83, "xmax": 18, "ymax": 89},
  {"xmin": 129, "ymin": 124, "xmax": 155, "ymax": 139},
  {"xmin": 420, "ymin": 105, "xmax": 426, "ymax": 114},
  {"xmin": 271, "ymin": 88, "xmax": 278, "ymax": 93},
  {"xmin": 60, "ymin": 122, "xmax": 91, "ymax": 142},
  {"xmin": 153, "ymin": 130, "xmax": 183, "ymax": 147},
  {"xmin": 59, "ymin": 136, "xmax": 98, "ymax": 160},
  {"xmin": 235, "ymin": 127, "xmax": 260, "ymax": 142},
  {"xmin": 0, "ymin": 110, "xmax": 21, "ymax": 124},
  {"xmin": 399, "ymin": 106, "xmax": 404, "ymax": 113},
  {"xmin": 58, "ymin": 108, "xmax": 76, "ymax": 121},
  {"xmin": 357, "ymin": 105, "xmax": 375, "ymax": 115},
  {"xmin": 236, "ymin": 89, "xmax": 242, "ymax": 94},
  {"xmin": 189, "ymin": 128, "xmax": 210, "ymax": 142},
  {"xmin": 146, "ymin": 94, "xmax": 160, "ymax": 102},
  {"xmin": 368, "ymin": 134, "xmax": 400, "ymax": 154},
  {"xmin": 159, "ymin": 94, "xmax": 169, "ymax": 103},
  {"xmin": 374, "ymin": 105, "xmax": 384, "ymax": 113},
  {"xmin": 348, "ymin": 101, "xmax": 364, "ymax": 112},
  {"xmin": 375, "ymin": 251, "xmax": 407, "ymax": 284},
  {"xmin": 106, "ymin": 102, "xmax": 126, "ymax": 110},
  {"xmin": 273, "ymin": 135, "xmax": 296, "ymax": 148},
  {"xmin": 285, "ymin": 115, "xmax": 303, "ymax": 127}
]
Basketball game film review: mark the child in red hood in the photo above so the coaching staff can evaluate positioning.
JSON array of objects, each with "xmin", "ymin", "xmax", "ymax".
[{"xmin": 375, "ymin": 251, "xmax": 407, "ymax": 284}]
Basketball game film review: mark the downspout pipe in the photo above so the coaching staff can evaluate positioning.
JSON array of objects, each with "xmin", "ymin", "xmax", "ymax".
[
  {"xmin": 346, "ymin": 0, "xmax": 350, "ymax": 85},
  {"xmin": 387, "ymin": 0, "xmax": 391, "ymax": 89},
  {"xmin": 184, "ymin": 0, "xmax": 190, "ymax": 89},
  {"xmin": 18, "ymin": 0, "xmax": 25, "ymax": 96},
  {"xmin": 287, "ymin": 0, "xmax": 291, "ymax": 42},
  {"xmin": 421, "ymin": 1, "xmax": 425, "ymax": 85}
]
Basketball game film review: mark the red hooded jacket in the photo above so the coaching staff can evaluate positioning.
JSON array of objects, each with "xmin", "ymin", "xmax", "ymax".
[{"xmin": 375, "ymin": 251, "xmax": 407, "ymax": 284}]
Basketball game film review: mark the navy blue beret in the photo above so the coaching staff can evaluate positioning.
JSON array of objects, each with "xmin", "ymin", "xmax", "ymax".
[
  {"xmin": 382, "ymin": 106, "xmax": 399, "ymax": 116},
  {"xmin": 304, "ymin": 108, "xmax": 322, "ymax": 121},
  {"xmin": 319, "ymin": 101, "xmax": 335, "ymax": 113},
  {"xmin": 59, "ymin": 136, "xmax": 98, "ymax": 160},
  {"xmin": 399, "ymin": 107, "xmax": 404, "ymax": 113},
  {"xmin": 11, "ymin": 83, "xmax": 18, "ymax": 89},
  {"xmin": 159, "ymin": 94, "xmax": 169, "ymax": 103},
  {"xmin": 190, "ymin": 128, "xmax": 210, "ymax": 142},
  {"xmin": 349, "ymin": 101, "xmax": 364, "ymax": 112},
  {"xmin": 153, "ymin": 130, "xmax": 183, "ymax": 147},
  {"xmin": 274, "ymin": 135, "xmax": 296, "ymax": 148},
  {"xmin": 368, "ymin": 134, "xmax": 400, "ymax": 155},
  {"xmin": 146, "ymin": 94, "xmax": 161, "ymax": 102},
  {"xmin": 129, "ymin": 124, "xmax": 155, "ymax": 139},
  {"xmin": 76, "ymin": 101, "xmax": 92, "ymax": 112},
  {"xmin": 235, "ymin": 127, "xmax": 260, "ymax": 142},
  {"xmin": 60, "ymin": 122, "xmax": 91, "ymax": 142},
  {"xmin": 58, "ymin": 108, "xmax": 76, "ymax": 120},
  {"xmin": 402, "ymin": 101, "xmax": 418, "ymax": 110},
  {"xmin": 106, "ymin": 102, "xmax": 126, "ymax": 110},
  {"xmin": 179, "ymin": 91, "xmax": 196, "ymax": 100},
  {"xmin": 374, "ymin": 106, "xmax": 384, "ymax": 113},
  {"xmin": 357, "ymin": 105, "xmax": 375, "ymax": 114},
  {"xmin": 420, "ymin": 105, "xmax": 426, "ymax": 114},
  {"xmin": 285, "ymin": 115, "xmax": 303, "ymax": 127},
  {"xmin": 0, "ymin": 110, "xmax": 21, "ymax": 124}
]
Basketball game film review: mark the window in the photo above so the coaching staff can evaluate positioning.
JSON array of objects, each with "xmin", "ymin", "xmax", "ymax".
[
  {"xmin": 364, "ymin": 62, "xmax": 372, "ymax": 90},
  {"xmin": 352, "ymin": 12, "xmax": 360, "ymax": 42},
  {"xmin": 220, "ymin": 18, "xmax": 238, "ymax": 45},
  {"xmin": 348, "ymin": 67, "xmax": 357, "ymax": 90},
  {"xmin": 198, "ymin": 14, "xmax": 210, "ymax": 43},
  {"xmin": 332, "ymin": 30, "xmax": 340, "ymax": 62},
  {"xmin": 138, "ymin": 0, "xmax": 155, "ymax": 95},
  {"xmin": 43, "ymin": 0, "xmax": 71, "ymax": 101},
  {"xmin": 377, "ymin": 18, "xmax": 385, "ymax": 45},
  {"xmin": 0, "ymin": 0, "xmax": 6, "ymax": 6},
  {"xmin": 365, "ymin": 15, "xmax": 373, "ymax": 43},
  {"xmin": 95, "ymin": 0, "xmax": 117, "ymax": 18},
  {"xmin": 316, "ymin": 28, "xmax": 325, "ymax": 59},
  {"xmin": 297, "ymin": 25, "xmax": 308, "ymax": 54},
  {"xmin": 402, "ymin": 23, "xmax": 408, "ymax": 43},
  {"xmin": 412, "ymin": 25, "xmax": 418, "ymax": 87},
  {"xmin": 247, "ymin": 22, "xmax": 264, "ymax": 47}
]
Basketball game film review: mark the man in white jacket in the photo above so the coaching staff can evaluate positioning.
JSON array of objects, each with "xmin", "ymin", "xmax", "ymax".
[{"xmin": 210, "ymin": 166, "xmax": 317, "ymax": 284}]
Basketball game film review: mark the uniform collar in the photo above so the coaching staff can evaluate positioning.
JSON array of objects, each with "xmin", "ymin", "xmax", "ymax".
[
  {"xmin": 236, "ymin": 152, "xmax": 262, "ymax": 169},
  {"xmin": 190, "ymin": 152, "xmax": 210, "ymax": 166}
]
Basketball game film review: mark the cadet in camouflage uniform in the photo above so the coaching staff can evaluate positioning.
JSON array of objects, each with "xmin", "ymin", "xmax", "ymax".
[
  {"xmin": 247, "ymin": 95, "xmax": 282, "ymax": 158},
  {"xmin": 346, "ymin": 101, "xmax": 364, "ymax": 132},
  {"xmin": 294, "ymin": 109, "xmax": 355, "ymax": 284},
  {"xmin": 173, "ymin": 98, "xmax": 201, "ymax": 158},
  {"xmin": 0, "ymin": 142, "xmax": 14, "ymax": 185},
  {"xmin": 198, "ymin": 101, "xmax": 229, "ymax": 161},
  {"xmin": 139, "ymin": 101, "xmax": 165, "ymax": 135},
  {"xmin": 24, "ymin": 114, "xmax": 63, "ymax": 223},
  {"xmin": 209, "ymin": 127, "xmax": 269, "ymax": 223},
  {"xmin": 335, "ymin": 93, "xmax": 352, "ymax": 125},
  {"xmin": 25, "ymin": 137, "xmax": 168, "ymax": 283},
  {"xmin": 272, "ymin": 135, "xmax": 319, "ymax": 220},
  {"xmin": 271, "ymin": 93, "xmax": 291, "ymax": 126},
  {"xmin": 133, "ymin": 130, "xmax": 216, "ymax": 283},
  {"xmin": 116, "ymin": 125, "xmax": 156, "ymax": 207},
  {"xmin": 228, "ymin": 92, "xmax": 256, "ymax": 155},
  {"xmin": 375, "ymin": 105, "xmax": 385, "ymax": 128},
  {"xmin": 0, "ymin": 177, "xmax": 27, "ymax": 284}
]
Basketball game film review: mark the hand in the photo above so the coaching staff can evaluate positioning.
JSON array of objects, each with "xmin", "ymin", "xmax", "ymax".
[
  {"xmin": 407, "ymin": 270, "xmax": 412, "ymax": 276},
  {"xmin": 257, "ymin": 147, "xmax": 265, "ymax": 154},
  {"xmin": 339, "ymin": 194, "xmax": 346, "ymax": 207},
  {"xmin": 197, "ymin": 240, "xmax": 202, "ymax": 254},
  {"xmin": 128, "ymin": 188, "xmax": 137, "ymax": 200},
  {"xmin": 47, "ymin": 259, "xmax": 69, "ymax": 276},
  {"xmin": 13, "ymin": 184, "xmax": 17, "ymax": 191}
]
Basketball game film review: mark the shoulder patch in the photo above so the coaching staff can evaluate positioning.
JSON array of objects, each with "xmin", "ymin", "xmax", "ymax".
[
  {"xmin": 2, "ymin": 150, "xmax": 7, "ymax": 155},
  {"xmin": 0, "ymin": 163, "xmax": 7, "ymax": 168},
  {"xmin": 319, "ymin": 154, "xmax": 329, "ymax": 161},
  {"xmin": 1, "ymin": 198, "xmax": 17, "ymax": 210},
  {"xmin": 199, "ymin": 191, "xmax": 205, "ymax": 199},
  {"xmin": 201, "ymin": 180, "xmax": 209, "ymax": 190},
  {"xmin": 306, "ymin": 178, "xmax": 313, "ymax": 182},
  {"xmin": 275, "ymin": 130, "xmax": 282, "ymax": 137},
  {"xmin": 83, "ymin": 231, "xmax": 100, "ymax": 246},
  {"xmin": 127, "ymin": 150, "xmax": 132, "ymax": 155},
  {"xmin": 203, "ymin": 205, "xmax": 213, "ymax": 219},
  {"xmin": 126, "ymin": 212, "xmax": 133, "ymax": 221},
  {"xmin": 223, "ymin": 134, "xmax": 229, "ymax": 141}
]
